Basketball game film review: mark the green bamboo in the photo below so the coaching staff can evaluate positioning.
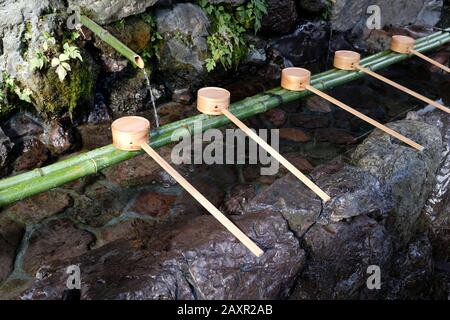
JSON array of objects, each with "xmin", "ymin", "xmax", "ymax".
[
  {"xmin": 1, "ymin": 30, "xmax": 445, "ymax": 192},
  {"xmin": 0, "ymin": 30, "xmax": 449, "ymax": 206},
  {"xmin": 80, "ymin": 15, "xmax": 145, "ymax": 69}
]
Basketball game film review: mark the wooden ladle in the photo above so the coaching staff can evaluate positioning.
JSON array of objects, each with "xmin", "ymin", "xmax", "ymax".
[
  {"xmin": 197, "ymin": 87, "xmax": 331, "ymax": 203},
  {"xmin": 333, "ymin": 50, "xmax": 450, "ymax": 115},
  {"xmin": 391, "ymin": 35, "xmax": 450, "ymax": 73},
  {"xmin": 111, "ymin": 116, "xmax": 264, "ymax": 257},
  {"xmin": 281, "ymin": 67, "xmax": 424, "ymax": 151}
]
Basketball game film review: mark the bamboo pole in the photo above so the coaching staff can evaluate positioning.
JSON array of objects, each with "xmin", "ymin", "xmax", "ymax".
[
  {"xmin": 80, "ymin": 15, "xmax": 145, "ymax": 69},
  {"xmin": 0, "ymin": 30, "xmax": 447, "ymax": 192},
  {"xmin": 0, "ymin": 30, "xmax": 449, "ymax": 206}
]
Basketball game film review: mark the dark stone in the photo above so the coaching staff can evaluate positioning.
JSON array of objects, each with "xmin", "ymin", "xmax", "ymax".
[
  {"xmin": 42, "ymin": 120, "xmax": 77, "ymax": 156},
  {"xmin": 21, "ymin": 211, "xmax": 304, "ymax": 300},
  {"xmin": 77, "ymin": 122, "xmax": 112, "ymax": 151},
  {"xmin": 352, "ymin": 120, "xmax": 442, "ymax": 246},
  {"xmin": 261, "ymin": 109, "xmax": 287, "ymax": 128},
  {"xmin": 293, "ymin": 215, "xmax": 393, "ymax": 299},
  {"xmin": 129, "ymin": 191, "xmax": 177, "ymax": 217},
  {"xmin": 269, "ymin": 21, "xmax": 329, "ymax": 67},
  {"xmin": 0, "ymin": 127, "xmax": 13, "ymax": 174},
  {"xmin": 156, "ymin": 3, "xmax": 210, "ymax": 90},
  {"xmin": 4, "ymin": 190, "xmax": 73, "ymax": 225},
  {"xmin": 0, "ymin": 217, "xmax": 25, "ymax": 284},
  {"xmin": 224, "ymin": 184, "xmax": 257, "ymax": 215},
  {"xmin": 290, "ymin": 113, "xmax": 330, "ymax": 128},
  {"xmin": 279, "ymin": 128, "xmax": 311, "ymax": 142},
  {"xmin": 261, "ymin": 0, "xmax": 298, "ymax": 36},
  {"xmin": 13, "ymin": 137, "xmax": 49, "ymax": 171},
  {"xmin": 315, "ymin": 128, "xmax": 356, "ymax": 144},
  {"xmin": 23, "ymin": 218, "xmax": 95, "ymax": 275}
]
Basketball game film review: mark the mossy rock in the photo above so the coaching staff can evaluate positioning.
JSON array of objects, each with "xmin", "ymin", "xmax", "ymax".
[{"xmin": 31, "ymin": 53, "xmax": 98, "ymax": 116}]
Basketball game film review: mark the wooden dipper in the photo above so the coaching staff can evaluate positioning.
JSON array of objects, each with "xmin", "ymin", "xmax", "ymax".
[
  {"xmin": 333, "ymin": 50, "xmax": 450, "ymax": 115},
  {"xmin": 197, "ymin": 87, "xmax": 331, "ymax": 203},
  {"xmin": 111, "ymin": 116, "xmax": 263, "ymax": 257},
  {"xmin": 391, "ymin": 35, "xmax": 450, "ymax": 73},
  {"xmin": 281, "ymin": 67, "xmax": 424, "ymax": 151}
]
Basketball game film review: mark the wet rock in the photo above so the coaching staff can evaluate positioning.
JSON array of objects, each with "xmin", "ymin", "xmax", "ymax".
[
  {"xmin": 279, "ymin": 128, "xmax": 311, "ymax": 142},
  {"xmin": 42, "ymin": 120, "xmax": 77, "ymax": 156},
  {"xmin": 87, "ymin": 100, "xmax": 112, "ymax": 124},
  {"xmin": 305, "ymin": 95, "xmax": 333, "ymax": 113},
  {"xmin": 102, "ymin": 147, "xmax": 174, "ymax": 187},
  {"xmin": 290, "ymin": 113, "xmax": 330, "ymax": 128},
  {"xmin": 385, "ymin": 235, "xmax": 446, "ymax": 299},
  {"xmin": 157, "ymin": 101, "xmax": 196, "ymax": 126},
  {"xmin": 293, "ymin": 215, "xmax": 393, "ymax": 299},
  {"xmin": 0, "ymin": 127, "xmax": 13, "ymax": 174},
  {"xmin": 320, "ymin": 165, "xmax": 391, "ymax": 222},
  {"xmin": 96, "ymin": 218, "xmax": 156, "ymax": 248},
  {"xmin": 13, "ymin": 137, "xmax": 49, "ymax": 171},
  {"xmin": 298, "ymin": 0, "xmax": 330, "ymax": 13},
  {"xmin": 21, "ymin": 211, "xmax": 304, "ymax": 300},
  {"xmin": 77, "ymin": 122, "xmax": 112, "ymax": 150},
  {"xmin": 245, "ymin": 173, "xmax": 322, "ymax": 236},
  {"xmin": 156, "ymin": 3, "xmax": 210, "ymax": 90},
  {"xmin": 352, "ymin": 120, "xmax": 442, "ymax": 246},
  {"xmin": 172, "ymin": 89, "xmax": 194, "ymax": 105},
  {"xmin": 2, "ymin": 113, "xmax": 43, "ymax": 140},
  {"xmin": 4, "ymin": 190, "xmax": 73, "ymax": 225},
  {"xmin": 224, "ymin": 184, "xmax": 257, "ymax": 215},
  {"xmin": 0, "ymin": 217, "xmax": 25, "ymax": 284},
  {"xmin": 261, "ymin": 0, "xmax": 298, "ymax": 36},
  {"xmin": 269, "ymin": 21, "xmax": 329, "ymax": 67},
  {"xmin": 316, "ymin": 128, "xmax": 356, "ymax": 144},
  {"xmin": 261, "ymin": 109, "xmax": 287, "ymax": 128},
  {"xmin": 108, "ymin": 68, "xmax": 152, "ymax": 117},
  {"xmin": 281, "ymin": 153, "xmax": 314, "ymax": 174},
  {"xmin": 129, "ymin": 191, "xmax": 177, "ymax": 218},
  {"xmin": 23, "ymin": 218, "xmax": 95, "ymax": 275},
  {"xmin": 68, "ymin": 0, "xmax": 158, "ymax": 24},
  {"xmin": 69, "ymin": 181, "xmax": 129, "ymax": 228},
  {"xmin": 330, "ymin": 0, "xmax": 443, "ymax": 33}
]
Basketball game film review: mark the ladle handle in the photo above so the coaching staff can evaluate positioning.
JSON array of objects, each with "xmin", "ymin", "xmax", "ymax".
[
  {"xmin": 410, "ymin": 49, "xmax": 450, "ymax": 73},
  {"xmin": 140, "ymin": 142, "xmax": 264, "ymax": 257},
  {"xmin": 305, "ymin": 84, "xmax": 424, "ymax": 152},
  {"xmin": 355, "ymin": 64, "xmax": 450, "ymax": 114},
  {"xmin": 221, "ymin": 109, "xmax": 331, "ymax": 202}
]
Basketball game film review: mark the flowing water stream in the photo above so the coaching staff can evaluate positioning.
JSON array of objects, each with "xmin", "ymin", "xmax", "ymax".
[{"xmin": 143, "ymin": 69, "xmax": 160, "ymax": 127}]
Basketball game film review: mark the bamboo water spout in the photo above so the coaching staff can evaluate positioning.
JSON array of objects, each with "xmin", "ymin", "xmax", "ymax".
[
  {"xmin": 111, "ymin": 116, "xmax": 263, "ymax": 257},
  {"xmin": 333, "ymin": 50, "xmax": 450, "ymax": 115},
  {"xmin": 281, "ymin": 68, "xmax": 424, "ymax": 151},
  {"xmin": 80, "ymin": 15, "xmax": 145, "ymax": 69},
  {"xmin": 197, "ymin": 87, "xmax": 331, "ymax": 202},
  {"xmin": 0, "ymin": 29, "xmax": 449, "ymax": 207},
  {"xmin": 391, "ymin": 35, "xmax": 450, "ymax": 73}
]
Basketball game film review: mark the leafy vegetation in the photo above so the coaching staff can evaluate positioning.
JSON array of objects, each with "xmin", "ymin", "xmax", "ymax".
[
  {"xmin": 29, "ymin": 32, "xmax": 83, "ymax": 81},
  {"xmin": 141, "ymin": 13, "xmax": 164, "ymax": 61},
  {"xmin": 198, "ymin": 0, "xmax": 268, "ymax": 72}
]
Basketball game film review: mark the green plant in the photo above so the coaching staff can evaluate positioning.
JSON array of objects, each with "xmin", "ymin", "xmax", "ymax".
[
  {"xmin": 198, "ymin": 0, "xmax": 267, "ymax": 72},
  {"xmin": 141, "ymin": 13, "xmax": 164, "ymax": 61},
  {"xmin": 1, "ymin": 72, "xmax": 33, "ymax": 104},
  {"xmin": 29, "ymin": 32, "xmax": 83, "ymax": 82}
]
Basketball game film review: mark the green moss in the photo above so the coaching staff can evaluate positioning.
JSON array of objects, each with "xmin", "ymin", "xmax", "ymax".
[{"xmin": 38, "ymin": 61, "xmax": 94, "ymax": 115}]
